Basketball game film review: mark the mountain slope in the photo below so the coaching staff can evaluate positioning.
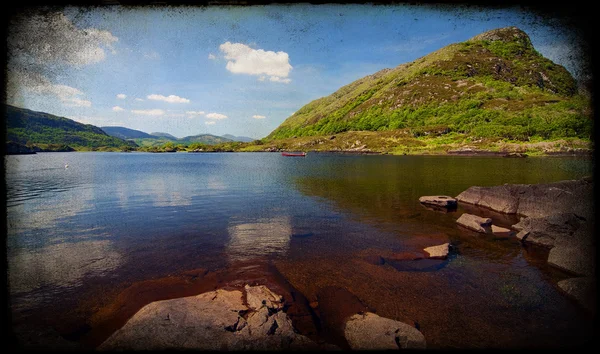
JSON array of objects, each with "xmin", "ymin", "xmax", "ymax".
[
  {"xmin": 180, "ymin": 134, "xmax": 233, "ymax": 145},
  {"xmin": 5, "ymin": 105, "xmax": 138, "ymax": 149},
  {"xmin": 268, "ymin": 27, "xmax": 591, "ymax": 141},
  {"xmin": 150, "ymin": 132, "xmax": 178, "ymax": 139},
  {"xmin": 222, "ymin": 134, "xmax": 255, "ymax": 142},
  {"xmin": 102, "ymin": 126, "xmax": 155, "ymax": 139}
]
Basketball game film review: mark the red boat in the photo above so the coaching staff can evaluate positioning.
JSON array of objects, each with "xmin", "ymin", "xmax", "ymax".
[{"xmin": 281, "ymin": 152, "xmax": 306, "ymax": 157}]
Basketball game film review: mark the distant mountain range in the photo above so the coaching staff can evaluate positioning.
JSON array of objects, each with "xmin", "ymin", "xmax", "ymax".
[
  {"xmin": 101, "ymin": 126, "xmax": 255, "ymax": 145},
  {"xmin": 5, "ymin": 105, "xmax": 137, "ymax": 150},
  {"xmin": 222, "ymin": 134, "xmax": 256, "ymax": 142}
]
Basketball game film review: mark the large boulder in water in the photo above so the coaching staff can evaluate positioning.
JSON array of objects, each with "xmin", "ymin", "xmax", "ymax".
[
  {"xmin": 98, "ymin": 285, "xmax": 319, "ymax": 351},
  {"xmin": 511, "ymin": 213, "xmax": 584, "ymax": 248},
  {"xmin": 456, "ymin": 213, "xmax": 492, "ymax": 233},
  {"xmin": 344, "ymin": 312, "xmax": 426, "ymax": 350},
  {"xmin": 455, "ymin": 178, "xmax": 593, "ymax": 219}
]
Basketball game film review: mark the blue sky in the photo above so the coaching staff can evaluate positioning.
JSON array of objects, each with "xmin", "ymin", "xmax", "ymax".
[{"xmin": 7, "ymin": 4, "xmax": 588, "ymax": 139}]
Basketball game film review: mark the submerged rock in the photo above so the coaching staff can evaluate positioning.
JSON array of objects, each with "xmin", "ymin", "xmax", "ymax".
[
  {"xmin": 344, "ymin": 312, "xmax": 426, "ymax": 350},
  {"xmin": 418, "ymin": 195, "xmax": 457, "ymax": 209},
  {"xmin": 98, "ymin": 285, "xmax": 318, "ymax": 351},
  {"xmin": 423, "ymin": 243, "xmax": 450, "ymax": 259},
  {"xmin": 456, "ymin": 213, "xmax": 492, "ymax": 233}
]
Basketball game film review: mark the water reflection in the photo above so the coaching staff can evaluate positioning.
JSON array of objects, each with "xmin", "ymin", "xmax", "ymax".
[
  {"xmin": 226, "ymin": 216, "xmax": 292, "ymax": 262},
  {"xmin": 8, "ymin": 240, "xmax": 122, "ymax": 295}
]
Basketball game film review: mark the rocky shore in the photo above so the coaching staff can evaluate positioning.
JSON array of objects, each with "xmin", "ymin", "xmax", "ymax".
[
  {"xmin": 447, "ymin": 177, "xmax": 595, "ymax": 313},
  {"xmin": 98, "ymin": 283, "xmax": 426, "ymax": 350}
]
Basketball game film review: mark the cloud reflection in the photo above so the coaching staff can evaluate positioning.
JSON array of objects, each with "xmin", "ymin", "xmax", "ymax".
[
  {"xmin": 8, "ymin": 240, "xmax": 123, "ymax": 295},
  {"xmin": 226, "ymin": 216, "xmax": 292, "ymax": 262}
]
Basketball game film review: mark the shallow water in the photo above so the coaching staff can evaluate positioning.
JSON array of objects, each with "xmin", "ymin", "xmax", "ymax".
[{"xmin": 5, "ymin": 152, "xmax": 594, "ymax": 348}]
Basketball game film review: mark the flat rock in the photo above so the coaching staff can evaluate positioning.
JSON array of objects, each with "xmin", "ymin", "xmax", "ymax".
[
  {"xmin": 456, "ymin": 213, "xmax": 492, "ymax": 233},
  {"xmin": 344, "ymin": 312, "xmax": 426, "ymax": 350},
  {"xmin": 491, "ymin": 225, "xmax": 515, "ymax": 237},
  {"xmin": 98, "ymin": 286, "xmax": 317, "ymax": 351},
  {"xmin": 455, "ymin": 178, "xmax": 592, "ymax": 218},
  {"xmin": 418, "ymin": 195, "xmax": 457, "ymax": 209},
  {"xmin": 423, "ymin": 243, "xmax": 450, "ymax": 259},
  {"xmin": 557, "ymin": 277, "xmax": 596, "ymax": 314},
  {"xmin": 245, "ymin": 284, "xmax": 284, "ymax": 310},
  {"xmin": 548, "ymin": 245, "xmax": 596, "ymax": 277}
]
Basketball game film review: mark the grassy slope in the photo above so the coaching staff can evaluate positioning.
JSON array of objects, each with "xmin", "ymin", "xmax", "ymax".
[
  {"xmin": 267, "ymin": 27, "xmax": 592, "ymax": 147},
  {"xmin": 5, "ymin": 105, "xmax": 137, "ymax": 151}
]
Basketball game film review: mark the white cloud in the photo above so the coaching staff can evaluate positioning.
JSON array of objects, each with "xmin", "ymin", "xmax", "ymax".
[
  {"xmin": 112, "ymin": 106, "xmax": 124, "ymax": 112},
  {"xmin": 131, "ymin": 109, "xmax": 165, "ymax": 116},
  {"xmin": 208, "ymin": 53, "xmax": 216, "ymax": 60},
  {"xmin": 8, "ymin": 12, "xmax": 118, "ymax": 67},
  {"xmin": 135, "ymin": 98, "xmax": 144, "ymax": 101},
  {"xmin": 147, "ymin": 94, "xmax": 190, "ymax": 104},
  {"xmin": 7, "ymin": 70, "xmax": 92, "ymax": 108},
  {"xmin": 116, "ymin": 93, "xmax": 126, "ymax": 99},
  {"xmin": 205, "ymin": 121, "xmax": 216, "ymax": 125},
  {"xmin": 206, "ymin": 113, "xmax": 228, "ymax": 120},
  {"xmin": 252, "ymin": 115, "xmax": 266, "ymax": 119},
  {"xmin": 186, "ymin": 111, "xmax": 205, "ymax": 117},
  {"xmin": 269, "ymin": 76, "xmax": 291, "ymax": 84},
  {"xmin": 219, "ymin": 42, "xmax": 292, "ymax": 83},
  {"xmin": 62, "ymin": 97, "xmax": 92, "ymax": 107}
]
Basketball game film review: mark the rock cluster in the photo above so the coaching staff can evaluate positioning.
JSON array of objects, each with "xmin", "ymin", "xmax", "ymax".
[
  {"xmin": 453, "ymin": 177, "xmax": 595, "ymax": 312},
  {"xmin": 98, "ymin": 285, "xmax": 318, "ymax": 350}
]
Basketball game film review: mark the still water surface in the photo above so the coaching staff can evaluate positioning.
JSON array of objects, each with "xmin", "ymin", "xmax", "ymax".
[{"xmin": 5, "ymin": 152, "xmax": 594, "ymax": 348}]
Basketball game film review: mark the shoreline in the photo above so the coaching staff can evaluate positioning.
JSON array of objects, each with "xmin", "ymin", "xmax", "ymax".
[{"xmin": 6, "ymin": 149, "xmax": 594, "ymax": 157}]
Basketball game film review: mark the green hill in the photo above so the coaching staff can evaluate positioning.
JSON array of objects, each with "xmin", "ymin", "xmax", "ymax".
[
  {"xmin": 101, "ymin": 126, "xmax": 155, "ymax": 139},
  {"xmin": 267, "ymin": 27, "xmax": 591, "ymax": 143},
  {"xmin": 150, "ymin": 132, "xmax": 178, "ymax": 139},
  {"xmin": 5, "ymin": 105, "xmax": 138, "ymax": 151},
  {"xmin": 133, "ymin": 133, "xmax": 233, "ymax": 148}
]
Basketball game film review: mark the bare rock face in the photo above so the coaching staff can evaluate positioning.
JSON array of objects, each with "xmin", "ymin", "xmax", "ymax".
[
  {"xmin": 455, "ymin": 178, "xmax": 592, "ymax": 219},
  {"xmin": 244, "ymin": 284, "xmax": 284, "ymax": 311},
  {"xmin": 456, "ymin": 213, "xmax": 492, "ymax": 233},
  {"xmin": 98, "ymin": 286, "xmax": 319, "ymax": 351},
  {"xmin": 557, "ymin": 277, "xmax": 596, "ymax": 314},
  {"xmin": 344, "ymin": 312, "xmax": 426, "ymax": 350},
  {"xmin": 511, "ymin": 213, "xmax": 583, "ymax": 247},
  {"xmin": 423, "ymin": 243, "xmax": 450, "ymax": 259},
  {"xmin": 548, "ymin": 246, "xmax": 596, "ymax": 277},
  {"xmin": 418, "ymin": 196, "xmax": 457, "ymax": 209}
]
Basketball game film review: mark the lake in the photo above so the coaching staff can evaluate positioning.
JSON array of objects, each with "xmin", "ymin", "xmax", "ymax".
[{"xmin": 5, "ymin": 152, "xmax": 594, "ymax": 349}]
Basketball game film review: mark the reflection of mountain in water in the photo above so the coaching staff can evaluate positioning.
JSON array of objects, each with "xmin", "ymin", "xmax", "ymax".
[{"xmin": 226, "ymin": 216, "xmax": 292, "ymax": 262}]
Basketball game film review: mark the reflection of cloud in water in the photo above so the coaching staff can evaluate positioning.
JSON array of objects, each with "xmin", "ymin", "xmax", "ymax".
[
  {"xmin": 8, "ymin": 240, "xmax": 122, "ymax": 295},
  {"xmin": 226, "ymin": 216, "xmax": 291, "ymax": 262},
  {"xmin": 6, "ymin": 186, "xmax": 95, "ymax": 236},
  {"xmin": 207, "ymin": 176, "xmax": 226, "ymax": 190},
  {"xmin": 115, "ymin": 175, "xmax": 192, "ymax": 208}
]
